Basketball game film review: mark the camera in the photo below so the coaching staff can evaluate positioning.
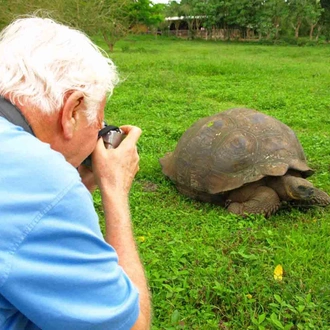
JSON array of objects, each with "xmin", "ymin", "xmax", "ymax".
[
  {"xmin": 100, "ymin": 124, "xmax": 126, "ymax": 150},
  {"xmin": 82, "ymin": 122, "xmax": 126, "ymax": 168}
]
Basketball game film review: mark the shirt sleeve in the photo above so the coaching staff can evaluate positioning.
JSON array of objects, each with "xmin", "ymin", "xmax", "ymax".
[{"xmin": 0, "ymin": 180, "xmax": 139, "ymax": 330}]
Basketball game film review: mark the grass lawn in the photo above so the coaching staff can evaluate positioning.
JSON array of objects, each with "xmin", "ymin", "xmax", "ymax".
[{"xmin": 94, "ymin": 35, "xmax": 330, "ymax": 329}]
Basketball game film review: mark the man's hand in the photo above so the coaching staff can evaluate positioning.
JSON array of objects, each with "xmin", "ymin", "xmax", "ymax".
[
  {"xmin": 91, "ymin": 125, "xmax": 142, "ymax": 197},
  {"xmin": 77, "ymin": 164, "xmax": 98, "ymax": 193}
]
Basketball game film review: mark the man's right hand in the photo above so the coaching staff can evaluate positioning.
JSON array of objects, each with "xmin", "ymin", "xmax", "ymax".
[{"xmin": 91, "ymin": 125, "xmax": 142, "ymax": 197}]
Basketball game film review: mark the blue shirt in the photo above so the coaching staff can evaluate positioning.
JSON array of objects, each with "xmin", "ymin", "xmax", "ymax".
[{"xmin": 0, "ymin": 117, "xmax": 139, "ymax": 329}]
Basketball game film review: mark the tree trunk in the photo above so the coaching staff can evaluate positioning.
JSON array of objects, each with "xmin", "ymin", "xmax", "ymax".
[
  {"xmin": 175, "ymin": 21, "xmax": 180, "ymax": 36},
  {"xmin": 102, "ymin": 32, "xmax": 114, "ymax": 53},
  {"xmin": 225, "ymin": 24, "xmax": 230, "ymax": 40},
  {"xmin": 212, "ymin": 26, "xmax": 216, "ymax": 40},
  {"xmin": 275, "ymin": 25, "xmax": 279, "ymax": 40},
  {"xmin": 195, "ymin": 19, "xmax": 201, "ymax": 37},
  {"xmin": 315, "ymin": 25, "xmax": 321, "ymax": 41},
  {"xmin": 246, "ymin": 28, "xmax": 250, "ymax": 40},
  {"xmin": 187, "ymin": 21, "xmax": 194, "ymax": 39},
  {"xmin": 294, "ymin": 19, "xmax": 302, "ymax": 39},
  {"xmin": 309, "ymin": 23, "xmax": 317, "ymax": 40},
  {"xmin": 274, "ymin": 17, "xmax": 280, "ymax": 39}
]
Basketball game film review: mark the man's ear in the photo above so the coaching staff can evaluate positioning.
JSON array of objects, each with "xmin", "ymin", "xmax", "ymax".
[{"xmin": 61, "ymin": 91, "xmax": 85, "ymax": 140}]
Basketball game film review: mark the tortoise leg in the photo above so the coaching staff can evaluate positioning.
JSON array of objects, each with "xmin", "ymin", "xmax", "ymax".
[
  {"xmin": 308, "ymin": 188, "xmax": 330, "ymax": 206},
  {"xmin": 226, "ymin": 185, "xmax": 281, "ymax": 218}
]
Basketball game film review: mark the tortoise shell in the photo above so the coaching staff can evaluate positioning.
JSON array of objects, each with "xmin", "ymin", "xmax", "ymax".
[{"xmin": 160, "ymin": 108, "xmax": 313, "ymax": 196}]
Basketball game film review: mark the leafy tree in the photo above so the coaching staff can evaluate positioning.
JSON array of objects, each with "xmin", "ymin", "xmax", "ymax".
[
  {"xmin": 305, "ymin": 0, "xmax": 323, "ymax": 40},
  {"xmin": 254, "ymin": 1, "xmax": 275, "ymax": 39},
  {"xmin": 0, "ymin": 0, "xmax": 54, "ymax": 29},
  {"xmin": 165, "ymin": 1, "xmax": 182, "ymax": 35},
  {"xmin": 179, "ymin": 0, "xmax": 196, "ymax": 38},
  {"xmin": 192, "ymin": 0, "xmax": 221, "ymax": 34},
  {"xmin": 129, "ymin": 0, "xmax": 165, "ymax": 32},
  {"xmin": 287, "ymin": 0, "xmax": 308, "ymax": 39},
  {"xmin": 52, "ymin": 0, "xmax": 131, "ymax": 52},
  {"xmin": 84, "ymin": 0, "xmax": 131, "ymax": 52},
  {"xmin": 160, "ymin": 0, "xmax": 330, "ymax": 41},
  {"xmin": 0, "ymin": 0, "xmax": 132, "ymax": 52},
  {"xmin": 254, "ymin": 0, "xmax": 289, "ymax": 39},
  {"xmin": 272, "ymin": 0, "xmax": 289, "ymax": 39},
  {"xmin": 319, "ymin": 0, "xmax": 330, "ymax": 39},
  {"xmin": 192, "ymin": 0, "xmax": 231, "ymax": 39},
  {"xmin": 226, "ymin": 0, "xmax": 263, "ymax": 38}
]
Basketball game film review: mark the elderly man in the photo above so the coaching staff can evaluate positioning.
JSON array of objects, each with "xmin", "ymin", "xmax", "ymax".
[{"xmin": 0, "ymin": 17, "xmax": 151, "ymax": 329}]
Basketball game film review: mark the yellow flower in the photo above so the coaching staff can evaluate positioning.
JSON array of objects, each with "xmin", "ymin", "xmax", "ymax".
[
  {"xmin": 137, "ymin": 236, "xmax": 145, "ymax": 243},
  {"xmin": 246, "ymin": 294, "xmax": 253, "ymax": 299},
  {"xmin": 274, "ymin": 264, "xmax": 283, "ymax": 281}
]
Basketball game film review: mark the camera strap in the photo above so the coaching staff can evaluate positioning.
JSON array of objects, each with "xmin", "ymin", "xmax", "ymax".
[{"xmin": 0, "ymin": 96, "xmax": 35, "ymax": 136}]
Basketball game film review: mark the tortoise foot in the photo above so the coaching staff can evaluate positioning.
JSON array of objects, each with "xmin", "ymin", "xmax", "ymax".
[
  {"xmin": 311, "ymin": 188, "xmax": 330, "ymax": 206},
  {"xmin": 226, "ymin": 186, "xmax": 281, "ymax": 218},
  {"xmin": 227, "ymin": 201, "xmax": 280, "ymax": 218},
  {"xmin": 293, "ymin": 188, "xmax": 330, "ymax": 207}
]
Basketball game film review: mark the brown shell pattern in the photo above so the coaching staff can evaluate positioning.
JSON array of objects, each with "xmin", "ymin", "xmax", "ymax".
[{"xmin": 160, "ymin": 108, "xmax": 313, "ymax": 194}]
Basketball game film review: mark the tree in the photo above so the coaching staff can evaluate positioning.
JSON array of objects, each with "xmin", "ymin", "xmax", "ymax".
[
  {"xmin": 287, "ymin": 0, "xmax": 308, "ymax": 39},
  {"xmin": 225, "ymin": 0, "xmax": 263, "ymax": 39},
  {"xmin": 129, "ymin": 0, "xmax": 165, "ymax": 32},
  {"xmin": 85, "ymin": 0, "xmax": 131, "ymax": 52},
  {"xmin": 0, "ymin": 0, "xmax": 55, "ymax": 29},
  {"xmin": 254, "ymin": 1, "xmax": 275, "ymax": 39},
  {"xmin": 165, "ymin": 1, "xmax": 182, "ymax": 35},
  {"xmin": 0, "ymin": 0, "xmax": 132, "ymax": 52},
  {"xmin": 263, "ymin": 0, "xmax": 289, "ymax": 40},
  {"xmin": 53, "ymin": 0, "xmax": 131, "ymax": 52},
  {"xmin": 305, "ymin": 0, "xmax": 323, "ymax": 40},
  {"xmin": 191, "ymin": 0, "xmax": 228, "ymax": 39},
  {"xmin": 179, "ymin": 0, "xmax": 196, "ymax": 39},
  {"xmin": 160, "ymin": 0, "xmax": 330, "ymax": 41},
  {"xmin": 318, "ymin": 0, "xmax": 330, "ymax": 39}
]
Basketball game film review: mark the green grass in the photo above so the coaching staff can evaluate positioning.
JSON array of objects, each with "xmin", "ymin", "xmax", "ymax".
[{"xmin": 94, "ymin": 35, "xmax": 330, "ymax": 329}]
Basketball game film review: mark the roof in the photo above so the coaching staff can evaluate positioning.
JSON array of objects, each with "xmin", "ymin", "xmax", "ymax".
[{"xmin": 165, "ymin": 16, "xmax": 206, "ymax": 21}]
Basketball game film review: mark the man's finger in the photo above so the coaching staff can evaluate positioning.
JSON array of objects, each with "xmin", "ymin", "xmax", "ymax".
[{"xmin": 119, "ymin": 125, "xmax": 142, "ymax": 146}]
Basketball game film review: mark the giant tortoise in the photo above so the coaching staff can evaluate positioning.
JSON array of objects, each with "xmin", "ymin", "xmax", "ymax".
[{"xmin": 160, "ymin": 108, "xmax": 330, "ymax": 217}]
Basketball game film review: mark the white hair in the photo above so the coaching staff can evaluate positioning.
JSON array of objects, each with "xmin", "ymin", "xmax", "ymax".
[{"xmin": 0, "ymin": 17, "xmax": 119, "ymax": 123}]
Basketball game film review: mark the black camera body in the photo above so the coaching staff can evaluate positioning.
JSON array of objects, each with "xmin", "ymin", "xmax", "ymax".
[{"xmin": 82, "ymin": 123, "xmax": 126, "ymax": 168}]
